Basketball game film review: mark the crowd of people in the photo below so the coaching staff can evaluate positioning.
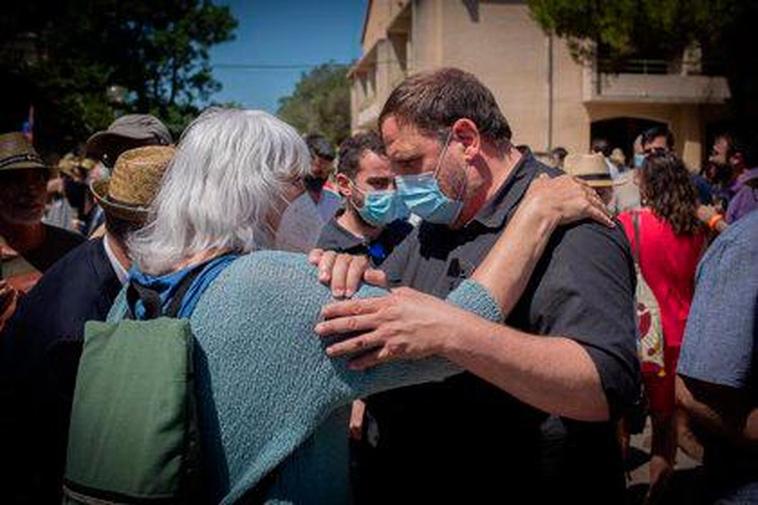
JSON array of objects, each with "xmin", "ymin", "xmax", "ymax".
[{"xmin": 0, "ymin": 67, "xmax": 755, "ymax": 505}]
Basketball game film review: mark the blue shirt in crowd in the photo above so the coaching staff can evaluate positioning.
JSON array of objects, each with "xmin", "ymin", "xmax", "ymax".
[{"xmin": 678, "ymin": 210, "xmax": 758, "ymax": 501}]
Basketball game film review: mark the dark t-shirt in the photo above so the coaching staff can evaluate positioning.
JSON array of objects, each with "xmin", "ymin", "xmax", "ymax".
[
  {"xmin": 0, "ymin": 238, "xmax": 121, "ymax": 504},
  {"xmin": 316, "ymin": 209, "xmax": 413, "ymax": 267},
  {"xmin": 375, "ymin": 150, "xmax": 639, "ymax": 503}
]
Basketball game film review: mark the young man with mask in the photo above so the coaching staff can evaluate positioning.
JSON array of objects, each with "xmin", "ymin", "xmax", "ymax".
[
  {"xmin": 312, "ymin": 68, "xmax": 638, "ymax": 503},
  {"xmin": 317, "ymin": 131, "xmax": 412, "ymax": 267},
  {"xmin": 316, "ymin": 131, "xmax": 413, "ymax": 501}
]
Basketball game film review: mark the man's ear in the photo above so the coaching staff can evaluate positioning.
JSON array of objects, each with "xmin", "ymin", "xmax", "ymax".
[
  {"xmin": 335, "ymin": 173, "xmax": 353, "ymax": 198},
  {"xmin": 451, "ymin": 118, "xmax": 481, "ymax": 161}
]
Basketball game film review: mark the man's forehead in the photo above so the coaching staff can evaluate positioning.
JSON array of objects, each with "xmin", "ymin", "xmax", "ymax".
[
  {"xmin": 381, "ymin": 116, "xmax": 435, "ymax": 156},
  {"xmin": 359, "ymin": 150, "xmax": 392, "ymax": 175}
]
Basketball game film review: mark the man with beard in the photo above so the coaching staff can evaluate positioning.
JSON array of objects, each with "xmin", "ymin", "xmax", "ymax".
[
  {"xmin": 315, "ymin": 131, "xmax": 413, "ymax": 501},
  {"xmin": 317, "ymin": 131, "xmax": 412, "ymax": 267},
  {"xmin": 313, "ymin": 68, "xmax": 638, "ymax": 503}
]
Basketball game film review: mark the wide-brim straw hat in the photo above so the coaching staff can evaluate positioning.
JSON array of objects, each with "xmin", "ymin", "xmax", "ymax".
[
  {"xmin": 0, "ymin": 132, "xmax": 47, "ymax": 172},
  {"xmin": 91, "ymin": 145, "xmax": 175, "ymax": 223},
  {"xmin": 563, "ymin": 153, "xmax": 623, "ymax": 188}
]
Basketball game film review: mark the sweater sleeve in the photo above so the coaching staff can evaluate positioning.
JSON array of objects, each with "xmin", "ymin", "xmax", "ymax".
[{"xmin": 339, "ymin": 279, "xmax": 503, "ymax": 399}]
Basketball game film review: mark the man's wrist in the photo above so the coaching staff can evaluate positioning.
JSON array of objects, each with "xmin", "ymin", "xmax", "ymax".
[
  {"xmin": 519, "ymin": 196, "xmax": 560, "ymax": 235},
  {"xmin": 439, "ymin": 313, "xmax": 493, "ymax": 360}
]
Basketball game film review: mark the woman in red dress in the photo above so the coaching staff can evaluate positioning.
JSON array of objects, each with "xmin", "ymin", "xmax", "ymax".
[{"xmin": 618, "ymin": 151, "xmax": 705, "ymax": 501}]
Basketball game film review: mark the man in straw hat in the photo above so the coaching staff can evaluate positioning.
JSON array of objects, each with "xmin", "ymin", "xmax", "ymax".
[
  {"xmin": 82, "ymin": 114, "xmax": 172, "ymax": 239},
  {"xmin": 0, "ymin": 145, "xmax": 175, "ymax": 505},
  {"xmin": 562, "ymin": 152, "xmax": 623, "ymax": 209},
  {"xmin": 0, "ymin": 133, "xmax": 84, "ymax": 325}
]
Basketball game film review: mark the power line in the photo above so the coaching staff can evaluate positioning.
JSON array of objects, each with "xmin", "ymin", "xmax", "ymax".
[
  {"xmin": 213, "ymin": 62, "xmax": 351, "ymax": 70},
  {"xmin": 212, "ymin": 59, "xmax": 404, "ymax": 70}
]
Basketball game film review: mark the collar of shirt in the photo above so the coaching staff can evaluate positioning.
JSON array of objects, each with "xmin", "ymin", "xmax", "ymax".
[
  {"xmin": 329, "ymin": 208, "xmax": 368, "ymax": 250},
  {"xmin": 470, "ymin": 146, "xmax": 543, "ymax": 230},
  {"xmin": 103, "ymin": 233, "xmax": 129, "ymax": 285}
]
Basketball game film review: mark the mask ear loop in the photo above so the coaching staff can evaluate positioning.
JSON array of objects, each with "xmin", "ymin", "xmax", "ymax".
[
  {"xmin": 434, "ymin": 128, "xmax": 467, "ymax": 202},
  {"xmin": 347, "ymin": 179, "xmax": 367, "ymax": 210},
  {"xmin": 432, "ymin": 129, "xmax": 454, "ymax": 178}
]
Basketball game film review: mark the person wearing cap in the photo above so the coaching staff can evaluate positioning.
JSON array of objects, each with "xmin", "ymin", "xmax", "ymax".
[
  {"xmin": 0, "ymin": 145, "xmax": 175, "ymax": 505},
  {"xmin": 562, "ymin": 152, "xmax": 621, "ymax": 209},
  {"xmin": 304, "ymin": 132, "xmax": 342, "ymax": 222},
  {"xmin": 86, "ymin": 113, "xmax": 173, "ymax": 168},
  {"xmin": 0, "ymin": 132, "xmax": 84, "ymax": 292}
]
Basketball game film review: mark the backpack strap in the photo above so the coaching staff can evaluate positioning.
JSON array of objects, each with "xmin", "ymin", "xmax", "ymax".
[{"xmin": 127, "ymin": 267, "xmax": 205, "ymax": 320}]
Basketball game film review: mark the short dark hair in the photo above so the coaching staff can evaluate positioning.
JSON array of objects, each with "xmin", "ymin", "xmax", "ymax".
[
  {"xmin": 337, "ymin": 131, "xmax": 385, "ymax": 179},
  {"xmin": 551, "ymin": 146, "xmax": 568, "ymax": 163},
  {"xmin": 104, "ymin": 213, "xmax": 144, "ymax": 244},
  {"xmin": 641, "ymin": 126, "xmax": 675, "ymax": 150},
  {"xmin": 379, "ymin": 67, "xmax": 512, "ymax": 148},
  {"xmin": 590, "ymin": 138, "xmax": 611, "ymax": 157},
  {"xmin": 304, "ymin": 133, "xmax": 335, "ymax": 161}
]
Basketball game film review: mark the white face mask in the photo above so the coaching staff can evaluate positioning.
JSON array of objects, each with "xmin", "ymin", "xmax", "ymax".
[{"xmin": 273, "ymin": 193, "xmax": 324, "ymax": 253}]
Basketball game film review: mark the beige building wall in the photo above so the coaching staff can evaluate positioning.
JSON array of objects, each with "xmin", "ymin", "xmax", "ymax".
[{"xmin": 351, "ymin": 0, "xmax": 730, "ymax": 170}]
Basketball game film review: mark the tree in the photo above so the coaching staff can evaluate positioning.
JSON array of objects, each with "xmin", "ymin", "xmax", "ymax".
[
  {"xmin": 0, "ymin": 0, "xmax": 237, "ymax": 153},
  {"xmin": 528, "ymin": 0, "xmax": 758, "ymax": 127},
  {"xmin": 277, "ymin": 63, "xmax": 351, "ymax": 146}
]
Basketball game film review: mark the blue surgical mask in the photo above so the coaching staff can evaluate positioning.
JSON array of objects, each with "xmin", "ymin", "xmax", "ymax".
[
  {"xmin": 633, "ymin": 153, "xmax": 645, "ymax": 168},
  {"xmin": 394, "ymin": 131, "xmax": 464, "ymax": 225},
  {"xmin": 352, "ymin": 185, "xmax": 409, "ymax": 227}
]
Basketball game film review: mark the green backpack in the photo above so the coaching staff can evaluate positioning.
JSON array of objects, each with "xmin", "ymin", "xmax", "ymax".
[{"xmin": 63, "ymin": 269, "xmax": 204, "ymax": 504}]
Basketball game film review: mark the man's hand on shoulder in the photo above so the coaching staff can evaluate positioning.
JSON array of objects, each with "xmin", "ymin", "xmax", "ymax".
[{"xmin": 308, "ymin": 248, "xmax": 387, "ymax": 298}]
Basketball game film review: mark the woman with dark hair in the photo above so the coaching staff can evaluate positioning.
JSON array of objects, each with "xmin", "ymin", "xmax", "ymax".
[{"xmin": 618, "ymin": 151, "xmax": 706, "ymax": 502}]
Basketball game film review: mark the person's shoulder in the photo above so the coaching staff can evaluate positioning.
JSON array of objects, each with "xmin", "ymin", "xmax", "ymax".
[
  {"xmin": 556, "ymin": 220, "xmax": 632, "ymax": 260},
  {"xmin": 316, "ymin": 217, "xmax": 360, "ymax": 252},
  {"xmin": 18, "ymin": 239, "xmax": 110, "ymax": 323},
  {"xmin": 209, "ymin": 250, "xmax": 322, "ymax": 301},
  {"xmin": 713, "ymin": 210, "xmax": 758, "ymax": 250},
  {"xmin": 526, "ymin": 154, "xmax": 562, "ymax": 178},
  {"xmin": 385, "ymin": 219, "xmax": 414, "ymax": 243},
  {"xmin": 43, "ymin": 223, "xmax": 85, "ymax": 247},
  {"xmin": 700, "ymin": 211, "xmax": 758, "ymax": 273},
  {"xmin": 31, "ymin": 238, "xmax": 104, "ymax": 289}
]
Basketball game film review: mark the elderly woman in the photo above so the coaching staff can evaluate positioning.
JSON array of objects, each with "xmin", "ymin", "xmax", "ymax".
[{"xmin": 101, "ymin": 108, "xmax": 608, "ymax": 504}]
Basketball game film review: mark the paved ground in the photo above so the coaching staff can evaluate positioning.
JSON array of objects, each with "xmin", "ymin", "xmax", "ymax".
[{"xmin": 626, "ymin": 419, "xmax": 703, "ymax": 504}]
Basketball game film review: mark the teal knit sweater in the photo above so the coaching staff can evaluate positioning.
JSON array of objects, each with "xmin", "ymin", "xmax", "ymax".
[{"xmin": 110, "ymin": 251, "xmax": 503, "ymax": 504}]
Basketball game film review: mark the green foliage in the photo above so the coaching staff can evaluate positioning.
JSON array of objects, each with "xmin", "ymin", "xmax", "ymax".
[
  {"xmin": 527, "ymin": 0, "xmax": 758, "ymax": 123},
  {"xmin": 277, "ymin": 63, "xmax": 351, "ymax": 146},
  {"xmin": 0, "ymin": 0, "xmax": 237, "ymax": 152}
]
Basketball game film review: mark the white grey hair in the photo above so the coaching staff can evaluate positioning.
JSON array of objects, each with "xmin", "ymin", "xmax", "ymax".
[{"xmin": 128, "ymin": 108, "xmax": 311, "ymax": 274}]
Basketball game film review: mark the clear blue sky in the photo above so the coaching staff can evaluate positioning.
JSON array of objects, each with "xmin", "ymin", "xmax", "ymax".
[{"xmin": 209, "ymin": 0, "xmax": 367, "ymax": 113}]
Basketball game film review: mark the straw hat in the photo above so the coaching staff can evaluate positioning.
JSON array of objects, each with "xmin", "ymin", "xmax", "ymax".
[
  {"xmin": 91, "ymin": 145, "xmax": 175, "ymax": 223},
  {"xmin": 0, "ymin": 132, "xmax": 47, "ymax": 173},
  {"xmin": 563, "ymin": 153, "xmax": 622, "ymax": 188}
]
